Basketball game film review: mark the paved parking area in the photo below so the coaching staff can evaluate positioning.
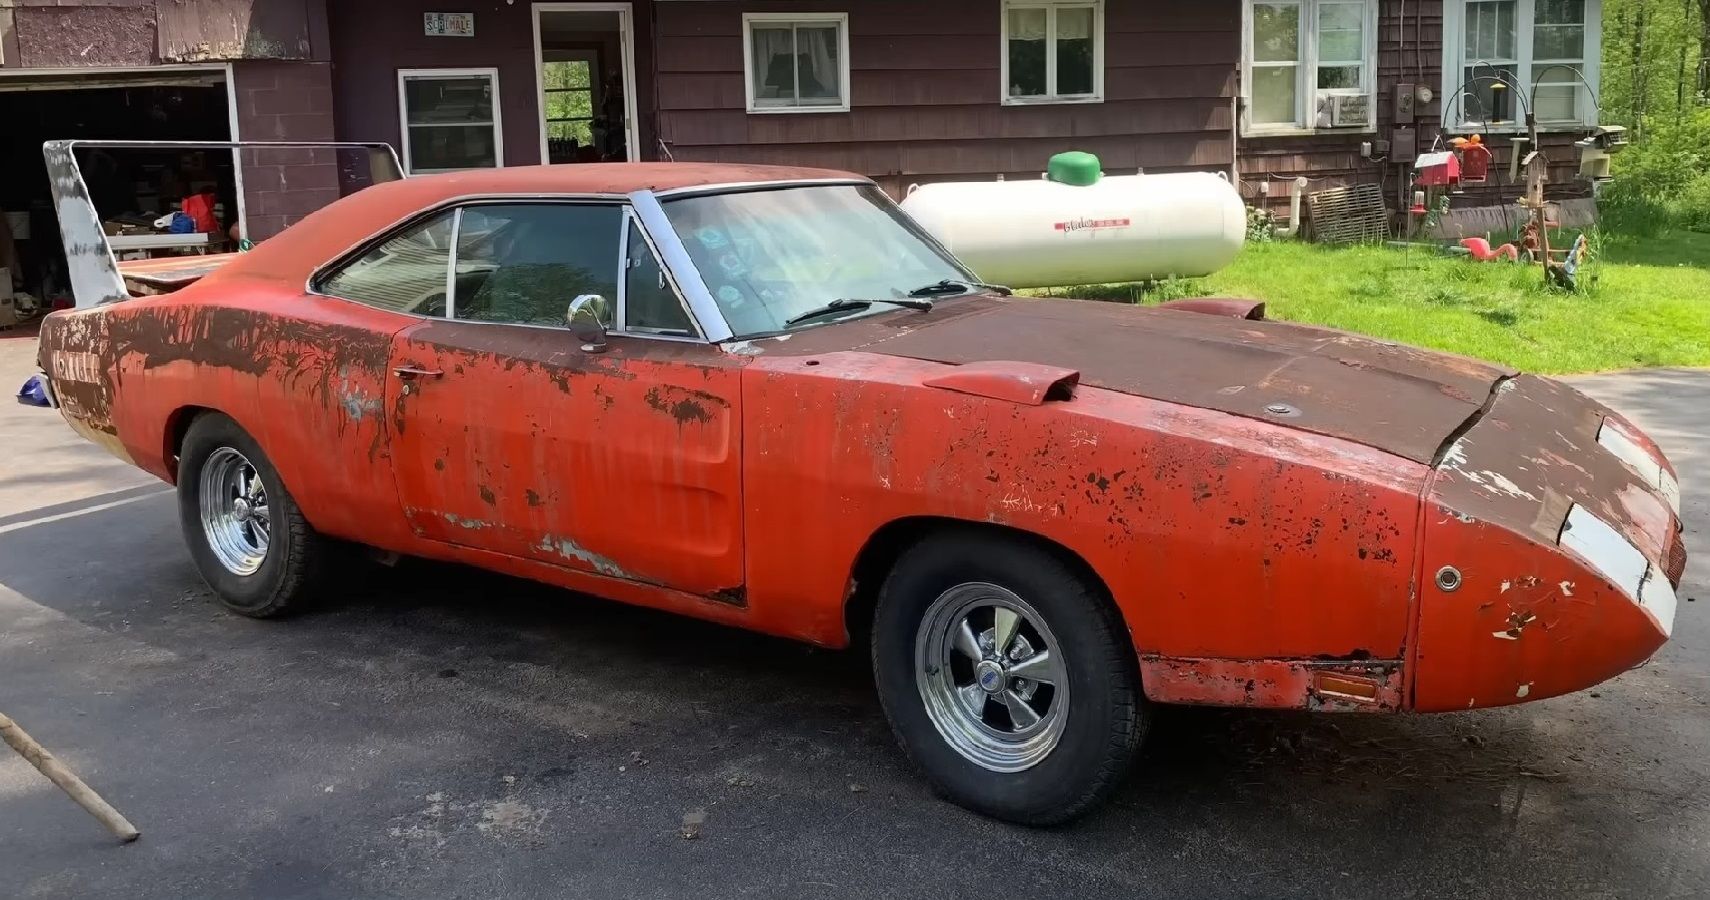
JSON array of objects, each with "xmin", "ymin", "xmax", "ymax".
[{"xmin": 2, "ymin": 330, "xmax": 1706, "ymax": 899}]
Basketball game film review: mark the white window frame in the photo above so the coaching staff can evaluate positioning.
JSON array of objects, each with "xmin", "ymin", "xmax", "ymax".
[
  {"xmin": 1000, "ymin": 0, "xmax": 1106, "ymax": 106},
  {"xmin": 1240, "ymin": 0, "xmax": 1377, "ymax": 135},
  {"xmin": 1441, "ymin": 0, "xmax": 1601, "ymax": 132},
  {"xmin": 741, "ymin": 12, "xmax": 852, "ymax": 115},
  {"xmin": 397, "ymin": 67, "xmax": 504, "ymax": 175}
]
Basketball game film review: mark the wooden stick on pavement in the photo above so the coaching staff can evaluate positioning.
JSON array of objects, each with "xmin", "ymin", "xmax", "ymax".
[{"xmin": 0, "ymin": 711, "xmax": 140, "ymax": 843}]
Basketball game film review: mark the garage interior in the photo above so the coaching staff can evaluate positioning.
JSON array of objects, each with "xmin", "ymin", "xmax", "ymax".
[{"xmin": 0, "ymin": 70, "xmax": 237, "ymax": 320}]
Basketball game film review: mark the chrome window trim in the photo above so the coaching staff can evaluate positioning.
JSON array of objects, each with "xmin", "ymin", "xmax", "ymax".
[
  {"xmin": 311, "ymin": 194, "xmax": 711, "ymax": 344},
  {"xmin": 444, "ymin": 207, "xmax": 464, "ymax": 320},
  {"xmin": 305, "ymin": 191, "xmax": 635, "ymax": 292},
  {"xmin": 868, "ymin": 184, "xmax": 980, "ymax": 280},
  {"xmin": 628, "ymin": 189, "xmax": 734, "ymax": 343},
  {"xmin": 632, "ymin": 180, "xmax": 979, "ymax": 342},
  {"xmin": 649, "ymin": 177, "xmax": 874, "ymax": 199},
  {"xmin": 618, "ymin": 208, "xmax": 703, "ymax": 338}
]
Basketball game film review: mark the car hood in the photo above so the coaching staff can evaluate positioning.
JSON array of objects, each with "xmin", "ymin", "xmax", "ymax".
[{"xmin": 865, "ymin": 296, "xmax": 1516, "ymax": 465}]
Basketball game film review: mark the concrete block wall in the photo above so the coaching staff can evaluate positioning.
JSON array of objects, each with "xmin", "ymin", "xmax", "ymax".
[{"xmin": 232, "ymin": 59, "xmax": 339, "ymax": 241}]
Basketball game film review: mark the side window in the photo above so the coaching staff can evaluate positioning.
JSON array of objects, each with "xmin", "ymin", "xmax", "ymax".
[
  {"xmin": 623, "ymin": 219, "xmax": 695, "ymax": 336},
  {"xmin": 319, "ymin": 212, "xmax": 454, "ymax": 316},
  {"xmin": 451, "ymin": 204, "xmax": 621, "ymax": 327}
]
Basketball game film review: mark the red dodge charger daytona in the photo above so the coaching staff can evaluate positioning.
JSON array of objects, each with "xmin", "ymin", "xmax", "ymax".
[{"xmin": 29, "ymin": 143, "xmax": 1685, "ymax": 824}]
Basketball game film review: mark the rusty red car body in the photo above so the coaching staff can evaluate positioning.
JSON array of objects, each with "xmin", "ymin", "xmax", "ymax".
[{"xmin": 33, "ymin": 155, "xmax": 1685, "ymax": 821}]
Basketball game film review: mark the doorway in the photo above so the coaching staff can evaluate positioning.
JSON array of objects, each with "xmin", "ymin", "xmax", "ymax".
[{"xmin": 532, "ymin": 3, "xmax": 639, "ymax": 164}]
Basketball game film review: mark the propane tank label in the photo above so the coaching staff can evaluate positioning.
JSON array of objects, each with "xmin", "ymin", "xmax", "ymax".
[{"xmin": 1052, "ymin": 217, "xmax": 1132, "ymax": 234}]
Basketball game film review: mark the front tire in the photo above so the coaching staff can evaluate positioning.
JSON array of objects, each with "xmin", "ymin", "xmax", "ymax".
[
  {"xmin": 871, "ymin": 530, "xmax": 1147, "ymax": 825},
  {"xmin": 177, "ymin": 413, "xmax": 326, "ymax": 618}
]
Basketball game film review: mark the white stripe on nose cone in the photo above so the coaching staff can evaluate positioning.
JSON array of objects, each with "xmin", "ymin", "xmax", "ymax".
[
  {"xmin": 1558, "ymin": 504, "xmax": 1675, "ymax": 637},
  {"xmin": 1598, "ymin": 418, "xmax": 1681, "ymax": 517}
]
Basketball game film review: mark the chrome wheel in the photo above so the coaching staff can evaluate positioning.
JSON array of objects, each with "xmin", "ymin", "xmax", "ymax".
[
  {"xmin": 915, "ymin": 582, "xmax": 1069, "ymax": 773},
  {"xmin": 198, "ymin": 447, "xmax": 270, "ymax": 576}
]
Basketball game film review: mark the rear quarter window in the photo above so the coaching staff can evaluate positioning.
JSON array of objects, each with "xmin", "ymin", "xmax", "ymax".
[{"xmin": 319, "ymin": 212, "xmax": 454, "ymax": 316}]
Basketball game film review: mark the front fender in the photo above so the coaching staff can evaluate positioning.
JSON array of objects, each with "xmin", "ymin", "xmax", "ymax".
[{"xmin": 738, "ymin": 350, "xmax": 1427, "ymax": 669}]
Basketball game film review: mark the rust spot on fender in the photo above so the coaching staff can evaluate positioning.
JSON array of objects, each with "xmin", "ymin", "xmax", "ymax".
[
  {"xmin": 1141, "ymin": 656, "xmax": 1402, "ymax": 711},
  {"xmin": 707, "ymin": 586, "xmax": 748, "ymax": 607},
  {"xmin": 643, "ymin": 385, "xmax": 726, "ymax": 426}
]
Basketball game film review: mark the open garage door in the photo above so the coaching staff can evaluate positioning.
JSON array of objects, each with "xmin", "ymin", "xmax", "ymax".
[{"xmin": 0, "ymin": 67, "xmax": 236, "ymax": 315}]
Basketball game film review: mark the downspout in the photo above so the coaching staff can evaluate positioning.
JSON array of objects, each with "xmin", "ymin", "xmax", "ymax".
[{"xmin": 1229, "ymin": 93, "xmax": 1240, "ymax": 183}]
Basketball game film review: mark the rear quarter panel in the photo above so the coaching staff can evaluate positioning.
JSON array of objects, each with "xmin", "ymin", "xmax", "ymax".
[
  {"xmin": 37, "ymin": 287, "xmax": 416, "ymax": 551},
  {"xmin": 740, "ymin": 350, "xmax": 1427, "ymax": 670}
]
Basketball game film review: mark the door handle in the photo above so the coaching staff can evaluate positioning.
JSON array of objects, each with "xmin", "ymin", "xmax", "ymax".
[{"xmin": 392, "ymin": 366, "xmax": 444, "ymax": 381}]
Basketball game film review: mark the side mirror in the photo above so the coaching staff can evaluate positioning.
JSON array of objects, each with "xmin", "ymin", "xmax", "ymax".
[{"xmin": 567, "ymin": 294, "xmax": 609, "ymax": 352}]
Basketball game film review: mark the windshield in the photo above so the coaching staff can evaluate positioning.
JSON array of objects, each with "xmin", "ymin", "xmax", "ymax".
[{"xmin": 660, "ymin": 184, "xmax": 971, "ymax": 337}]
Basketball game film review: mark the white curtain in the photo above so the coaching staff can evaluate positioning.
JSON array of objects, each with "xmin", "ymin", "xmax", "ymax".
[
  {"xmin": 1009, "ymin": 7, "xmax": 1048, "ymax": 40},
  {"xmin": 1056, "ymin": 6, "xmax": 1094, "ymax": 39},
  {"xmin": 796, "ymin": 26, "xmax": 840, "ymax": 101},
  {"xmin": 753, "ymin": 27, "xmax": 795, "ymax": 101}
]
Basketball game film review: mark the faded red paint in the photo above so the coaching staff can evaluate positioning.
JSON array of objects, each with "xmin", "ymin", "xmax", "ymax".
[
  {"xmin": 1154, "ymin": 297, "xmax": 1266, "ymax": 320},
  {"xmin": 919, "ymin": 361, "xmax": 1079, "ymax": 406},
  {"xmin": 36, "ymin": 163, "xmax": 1684, "ymax": 715},
  {"xmin": 1139, "ymin": 657, "xmax": 1403, "ymax": 711},
  {"xmin": 117, "ymin": 253, "xmax": 241, "ymax": 295}
]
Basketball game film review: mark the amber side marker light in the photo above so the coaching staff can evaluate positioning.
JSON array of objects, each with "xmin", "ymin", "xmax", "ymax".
[{"xmin": 1314, "ymin": 672, "xmax": 1382, "ymax": 702}]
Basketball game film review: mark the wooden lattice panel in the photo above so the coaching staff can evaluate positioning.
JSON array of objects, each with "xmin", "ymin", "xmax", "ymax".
[{"xmin": 1305, "ymin": 183, "xmax": 1390, "ymax": 244}]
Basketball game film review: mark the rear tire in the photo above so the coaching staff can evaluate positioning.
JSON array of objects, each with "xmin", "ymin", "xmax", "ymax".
[
  {"xmin": 177, "ymin": 413, "xmax": 326, "ymax": 618},
  {"xmin": 871, "ymin": 529, "xmax": 1147, "ymax": 825}
]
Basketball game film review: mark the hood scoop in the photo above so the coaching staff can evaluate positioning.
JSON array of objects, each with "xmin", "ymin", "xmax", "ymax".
[{"xmin": 922, "ymin": 361, "xmax": 1079, "ymax": 405}]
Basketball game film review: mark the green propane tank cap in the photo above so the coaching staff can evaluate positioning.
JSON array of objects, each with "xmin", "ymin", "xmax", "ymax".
[{"xmin": 1046, "ymin": 151, "xmax": 1102, "ymax": 186}]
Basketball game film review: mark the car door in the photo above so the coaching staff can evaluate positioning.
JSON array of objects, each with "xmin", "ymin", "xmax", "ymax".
[{"xmin": 384, "ymin": 200, "xmax": 746, "ymax": 598}]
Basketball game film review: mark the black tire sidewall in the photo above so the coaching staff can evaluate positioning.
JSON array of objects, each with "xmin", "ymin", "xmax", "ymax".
[
  {"xmin": 176, "ymin": 415, "xmax": 298, "ymax": 615},
  {"xmin": 872, "ymin": 531, "xmax": 1143, "ymax": 824}
]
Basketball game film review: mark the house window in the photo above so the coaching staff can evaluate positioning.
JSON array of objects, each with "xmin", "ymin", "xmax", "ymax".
[
  {"xmin": 398, "ymin": 68, "xmax": 503, "ymax": 174},
  {"xmin": 743, "ymin": 13, "xmax": 850, "ymax": 113},
  {"xmin": 1002, "ymin": 1, "xmax": 1104, "ymax": 104},
  {"xmin": 1445, "ymin": 0, "xmax": 1599, "ymax": 128},
  {"xmin": 1243, "ymin": 0, "xmax": 1376, "ymax": 133}
]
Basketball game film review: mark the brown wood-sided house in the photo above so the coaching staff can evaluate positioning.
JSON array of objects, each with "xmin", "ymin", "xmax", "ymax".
[{"xmin": 2, "ymin": 0, "xmax": 1602, "ymax": 247}]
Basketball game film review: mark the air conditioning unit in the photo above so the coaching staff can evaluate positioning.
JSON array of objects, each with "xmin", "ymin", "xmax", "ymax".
[{"xmin": 1315, "ymin": 92, "xmax": 1372, "ymax": 129}]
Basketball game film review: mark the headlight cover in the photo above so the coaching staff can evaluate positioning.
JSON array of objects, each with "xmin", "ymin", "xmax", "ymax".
[
  {"xmin": 1598, "ymin": 417, "xmax": 1682, "ymax": 517},
  {"xmin": 1558, "ymin": 504, "xmax": 1677, "ymax": 637}
]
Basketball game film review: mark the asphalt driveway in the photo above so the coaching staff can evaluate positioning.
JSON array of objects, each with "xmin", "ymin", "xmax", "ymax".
[{"xmin": 2, "ymin": 330, "xmax": 1705, "ymax": 899}]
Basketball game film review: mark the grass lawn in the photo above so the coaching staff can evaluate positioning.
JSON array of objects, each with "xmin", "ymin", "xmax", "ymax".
[{"xmin": 1039, "ymin": 230, "xmax": 1710, "ymax": 374}]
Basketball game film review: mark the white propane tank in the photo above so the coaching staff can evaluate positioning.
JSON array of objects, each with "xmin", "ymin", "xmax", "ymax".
[{"xmin": 900, "ymin": 153, "xmax": 1246, "ymax": 289}]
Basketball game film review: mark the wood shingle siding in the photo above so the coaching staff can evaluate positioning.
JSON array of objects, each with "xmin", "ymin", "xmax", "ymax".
[
  {"xmin": 654, "ymin": 0, "xmax": 1240, "ymax": 196},
  {"xmin": 1236, "ymin": 0, "xmax": 1589, "ymax": 218}
]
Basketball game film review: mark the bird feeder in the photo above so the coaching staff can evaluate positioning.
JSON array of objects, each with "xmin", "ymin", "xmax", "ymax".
[
  {"xmin": 1413, "ymin": 151, "xmax": 1461, "ymax": 188},
  {"xmin": 1574, "ymin": 125, "xmax": 1628, "ymax": 182},
  {"xmin": 1450, "ymin": 135, "xmax": 1492, "ymax": 183}
]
